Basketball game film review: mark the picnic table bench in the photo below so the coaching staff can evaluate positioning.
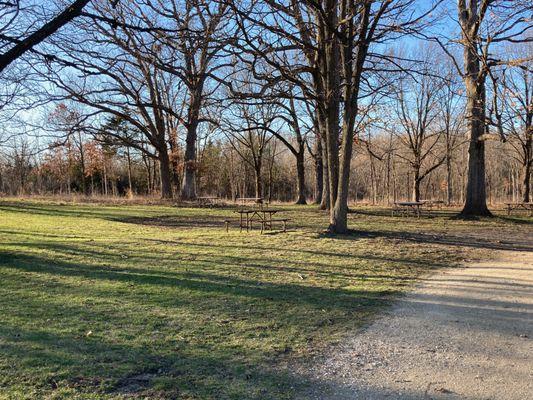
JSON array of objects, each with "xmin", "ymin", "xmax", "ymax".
[{"xmin": 505, "ymin": 202, "xmax": 533, "ymax": 216}]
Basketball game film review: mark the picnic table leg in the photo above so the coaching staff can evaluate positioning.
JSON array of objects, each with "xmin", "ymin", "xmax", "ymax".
[
  {"xmin": 239, "ymin": 213, "xmax": 243, "ymax": 232},
  {"xmin": 507, "ymin": 205, "xmax": 511, "ymax": 216},
  {"xmin": 283, "ymin": 220, "xmax": 287, "ymax": 232}
]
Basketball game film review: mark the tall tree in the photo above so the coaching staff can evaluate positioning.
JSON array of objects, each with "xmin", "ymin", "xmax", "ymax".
[
  {"xmin": 429, "ymin": 0, "xmax": 532, "ymax": 216},
  {"xmin": 497, "ymin": 48, "xmax": 532, "ymax": 202},
  {"xmin": 232, "ymin": 0, "xmax": 434, "ymax": 232},
  {"xmin": 389, "ymin": 54, "xmax": 446, "ymax": 202}
]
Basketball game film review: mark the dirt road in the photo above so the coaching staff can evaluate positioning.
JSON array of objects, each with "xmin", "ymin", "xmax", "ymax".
[{"xmin": 300, "ymin": 251, "xmax": 533, "ymax": 399}]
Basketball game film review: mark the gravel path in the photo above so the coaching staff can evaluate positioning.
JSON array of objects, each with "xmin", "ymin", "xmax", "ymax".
[{"xmin": 299, "ymin": 251, "xmax": 533, "ymax": 399}]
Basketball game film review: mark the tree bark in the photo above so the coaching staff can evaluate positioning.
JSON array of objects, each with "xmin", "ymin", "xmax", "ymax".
[
  {"xmin": 413, "ymin": 177, "xmax": 421, "ymax": 203},
  {"xmin": 126, "ymin": 147, "xmax": 133, "ymax": 197},
  {"xmin": 459, "ymin": 1, "xmax": 491, "ymax": 217},
  {"xmin": 314, "ymin": 138, "xmax": 323, "ymax": 205},
  {"xmin": 254, "ymin": 161, "xmax": 263, "ymax": 199},
  {"xmin": 446, "ymin": 153, "xmax": 453, "ymax": 206},
  {"xmin": 523, "ymin": 160, "xmax": 531, "ymax": 203},
  {"xmin": 295, "ymin": 150, "xmax": 307, "ymax": 204},
  {"xmin": 159, "ymin": 151, "xmax": 173, "ymax": 199},
  {"xmin": 320, "ymin": 135, "xmax": 330, "ymax": 210},
  {"xmin": 181, "ymin": 124, "xmax": 197, "ymax": 200},
  {"xmin": 181, "ymin": 86, "xmax": 203, "ymax": 200},
  {"xmin": 411, "ymin": 165, "xmax": 422, "ymax": 202},
  {"xmin": 460, "ymin": 77, "xmax": 491, "ymax": 216}
]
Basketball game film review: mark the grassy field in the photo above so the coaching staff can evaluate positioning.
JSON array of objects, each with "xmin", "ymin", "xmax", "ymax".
[{"xmin": 0, "ymin": 198, "xmax": 531, "ymax": 399}]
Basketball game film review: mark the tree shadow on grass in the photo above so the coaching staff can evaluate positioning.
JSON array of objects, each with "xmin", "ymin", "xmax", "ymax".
[
  {"xmin": 0, "ymin": 251, "xmax": 394, "ymax": 313},
  {"xmin": 0, "ymin": 249, "xmax": 401, "ymax": 399},
  {"xmin": 317, "ymin": 229, "xmax": 533, "ymax": 252},
  {"xmin": 0, "ymin": 323, "xmax": 311, "ymax": 399}
]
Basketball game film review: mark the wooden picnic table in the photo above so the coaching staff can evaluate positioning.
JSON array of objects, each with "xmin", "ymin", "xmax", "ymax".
[
  {"xmin": 392, "ymin": 201, "xmax": 425, "ymax": 218},
  {"xmin": 234, "ymin": 208, "xmax": 286, "ymax": 233},
  {"xmin": 197, "ymin": 196, "xmax": 220, "ymax": 206},
  {"xmin": 505, "ymin": 202, "xmax": 533, "ymax": 216}
]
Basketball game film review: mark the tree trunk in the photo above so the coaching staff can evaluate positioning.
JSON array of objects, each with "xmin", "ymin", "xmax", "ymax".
[
  {"xmin": 459, "ymin": 7, "xmax": 491, "ymax": 217},
  {"xmin": 254, "ymin": 164, "xmax": 262, "ymax": 199},
  {"xmin": 446, "ymin": 153, "xmax": 453, "ymax": 205},
  {"xmin": 295, "ymin": 150, "xmax": 307, "ymax": 204},
  {"xmin": 413, "ymin": 178, "xmax": 421, "ymax": 203},
  {"xmin": 181, "ymin": 85, "xmax": 203, "ymax": 200},
  {"xmin": 126, "ymin": 147, "xmax": 133, "ymax": 197},
  {"xmin": 523, "ymin": 161, "xmax": 531, "ymax": 203},
  {"xmin": 314, "ymin": 138, "xmax": 323, "ymax": 205},
  {"xmin": 460, "ymin": 84, "xmax": 491, "ymax": 216},
  {"xmin": 181, "ymin": 125, "xmax": 197, "ymax": 200},
  {"xmin": 412, "ymin": 166, "xmax": 421, "ymax": 202},
  {"xmin": 159, "ymin": 151, "xmax": 173, "ymax": 199},
  {"xmin": 320, "ymin": 137, "xmax": 330, "ymax": 210}
]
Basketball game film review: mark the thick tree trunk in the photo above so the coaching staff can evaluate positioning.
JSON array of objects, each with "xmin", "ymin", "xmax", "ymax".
[
  {"xmin": 181, "ymin": 87, "xmax": 202, "ymax": 200},
  {"xmin": 330, "ymin": 119, "xmax": 354, "ymax": 233},
  {"xmin": 295, "ymin": 151, "xmax": 307, "ymax": 204},
  {"xmin": 460, "ymin": 82, "xmax": 491, "ymax": 216},
  {"xmin": 159, "ymin": 151, "xmax": 173, "ymax": 199},
  {"xmin": 181, "ymin": 126, "xmax": 197, "ymax": 200},
  {"xmin": 459, "ymin": 5, "xmax": 491, "ymax": 217}
]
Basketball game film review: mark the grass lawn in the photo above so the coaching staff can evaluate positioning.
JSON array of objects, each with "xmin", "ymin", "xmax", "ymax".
[{"xmin": 0, "ymin": 198, "xmax": 530, "ymax": 399}]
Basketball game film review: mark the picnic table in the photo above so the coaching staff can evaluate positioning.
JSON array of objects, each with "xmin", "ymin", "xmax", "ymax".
[
  {"xmin": 505, "ymin": 202, "xmax": 533, "ymax": 216},
  {"xmin": 392, "ymin": 201, "xmax": 425, "ymax": 218},
  {"xmin": 196, "ymin": 196, "xmax": 220, "ymax": 206},
  {"xmin": 234, "ymin": 208, "xmax": 288, "ymax": 233}
]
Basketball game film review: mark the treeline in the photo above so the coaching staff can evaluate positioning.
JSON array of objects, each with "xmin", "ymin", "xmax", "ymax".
[
  {"xmin": 0, "ymin": 1, "xmax": 531, "ymax": 232},
  {"xmin": 1, "ymin": 131, "xmax": 528, "ymax": 206}
]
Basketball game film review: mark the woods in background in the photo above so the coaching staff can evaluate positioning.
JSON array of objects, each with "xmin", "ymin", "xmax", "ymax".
[{"xmin": 0, "ymin": 0, "xmax": 531, "ymax": 232}]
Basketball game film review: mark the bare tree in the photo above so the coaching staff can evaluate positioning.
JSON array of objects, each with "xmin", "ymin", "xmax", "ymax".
[
  {"xmin": 497, "ymin": 47, "xmax": 532, "ymax": 202},
  {"xmin": 231, "ymin": 0, "xmax": 436, "ymax": 232},
  {"xmin": 0, "ymin": 0, "xmax": 95, "ymax": 73},
  {"xmin": 389, "ymin": 55, "xmax": 446, "ymax": 202},
  {"xmin": 222, "ymin": 97, "xmax": 278, "ymax": 199},
  {"xmin": 436, "ymin": 62, "xmax": 466, "ymax": 205},
  {"xmin": 427, "ymin": 1, "xmax": 532, "ymax": 216}
]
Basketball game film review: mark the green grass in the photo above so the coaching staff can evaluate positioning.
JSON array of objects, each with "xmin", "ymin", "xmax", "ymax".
[{"xmin": 0, "ymin": 199, "xmax": 530, "ymax": 399}]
